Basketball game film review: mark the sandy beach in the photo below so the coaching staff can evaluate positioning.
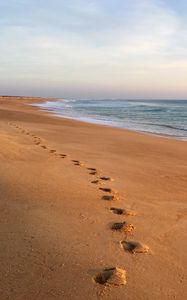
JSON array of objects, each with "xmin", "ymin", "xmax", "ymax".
[{"xmin": 0, "ymin": 96, "xmax": 187, "ymax": 300}]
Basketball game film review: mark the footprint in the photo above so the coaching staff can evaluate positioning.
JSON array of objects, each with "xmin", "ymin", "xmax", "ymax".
[
  {"xmin": 41, "ymin": 145, "xmax": 47, "ymax": 149},
  {"xmin": 120, "ymin": 241, "xmax": 149, "ymax": 254},
  {"xmin": 90, "ymin": 170, "xmax": 101, "ymax": 176},
  {"xmin": 100, "ymin": 177, "xmax": 113, "ymax": 181},
  {"xmin": 90, "ymin": 171, "xmax": 97, "ymax": 175},
  {"xmin": 94, "ymin": 267, "xmax": 127, "ymax": 286},
  {"xmin": 102, "ymin": 195, "xmax": 118, "ymax": 201},
  {"xmin": 99, "ymin": 188, "xmax": 118, "ymax": 194},
  {"xmin": 110, "ymin": 207, "xmax": 136, "ymax": 216},
  {"xmin": 77, "ymin": 163, "xmax": 85, "ymax": 167},
  {"xmin": 87, "ymin": 168, "xmax": 97, "ymax": 171},
  {"xmin": 72, "ymin": 160, "xmax": 79, "ymax": 163},
  {"xmin": 49, "ymin": 150, "xmax": 56, "ymax": 153},
  {"xmin": 60, "ymin": 154, "xmax": 68, "ymax": 158},
  {"xmin": 100, "ymin": 187, "xmax": 112, "ymax": 193},
  {"xmin": 111, "ymin": 222, "xmax": 135, "ymax": 233},
  {"xmin": 91, "ymin": 180, "xmax": 100, "ymax": 184},
  {"xmin": 74, "ymin": 161, "xmax": 85, "ymax": 167},
  {"xmin": 35, "ymin": 142, "xmax": 41, "ymax": 145}
]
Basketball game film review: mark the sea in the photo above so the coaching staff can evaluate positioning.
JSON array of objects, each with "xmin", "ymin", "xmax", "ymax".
[{"xmin": 34, "ymin": 99, "xmax": 187, "ymax": 141}]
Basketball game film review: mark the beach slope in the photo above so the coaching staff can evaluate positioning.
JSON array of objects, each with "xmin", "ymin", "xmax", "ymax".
[{"xmin": 0, "ymin": 96, "xmax": 186, "ymax": 300}]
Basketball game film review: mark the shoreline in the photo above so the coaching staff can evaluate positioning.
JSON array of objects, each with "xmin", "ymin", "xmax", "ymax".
[
  {"xmin": 38, "ymin": 108, "xmax": 187, "ymax": 142},
  {"xmin": 0, "ymin": 96, "xmax": 187, "ymax": 299},
  {"xmin": 33, "ymin": 99, "xmax": 187, "ymax": 143}
]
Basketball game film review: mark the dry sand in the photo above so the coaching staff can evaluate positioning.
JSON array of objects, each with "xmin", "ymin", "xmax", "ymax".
[{"xmin": 0, "ymin": 96, "xmax": 187, "ymax": 300}]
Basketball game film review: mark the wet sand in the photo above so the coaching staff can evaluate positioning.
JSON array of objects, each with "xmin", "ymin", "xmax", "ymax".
[{"xmin": 0, "ymin": 96, "xmax": 187, "ymax": 300}]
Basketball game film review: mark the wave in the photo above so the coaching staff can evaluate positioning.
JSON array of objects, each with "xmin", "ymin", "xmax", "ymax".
[
  {"xmin": 35, "ymin": 100, "xmax": 73, "ymax": 109},
  {"xmin": 32, "ymin": 99, "xmax": 187, "ymax": 141},
  {"xmin": 144, "ymin": 123, "xmax": 187, "ymax": 132},
  {"xmin": 60, "ymin": 99, "xmax": 77, "ymax": 103}
]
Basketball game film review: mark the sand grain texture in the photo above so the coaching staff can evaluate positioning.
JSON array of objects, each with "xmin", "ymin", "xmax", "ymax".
[{"xmin": 0, "ymin": 96, "xmax": 187, "ymax": 300}]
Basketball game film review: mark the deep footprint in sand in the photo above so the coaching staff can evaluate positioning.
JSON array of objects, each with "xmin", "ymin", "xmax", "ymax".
[
  {"xmin": 87, "ymin": 168, "xmax": 97, "ymax": 171},
  {"xmin": 102, "ymin": 195, "xmax": 119, "ymax": 201},
  {"xmin": 111, "ymin": 222, "xmax": 135, "ymax": 233},
  {"xmin": 90, "ymin": 170, "xmax": 101, "ymax": 176},
  {"xmin": 59, "ymin": 154, "xmax": 68, "ymax": 158},
  {"xmin": 71, "ymin": 160, "xmax": 84, "ymax": 166},
  {"xmin": 100, "ymin": 187, "xmax": 112, "ymax": 193},
  {"xmin": 74, "ymin": 161, "xmax": 85, "ymax": 166},
  {"xmin": 77, "ymin": 163, "xmax": 85, "ymax": 167},
  {"xmin": 120, "ymin": 241, "xmax": 149, "ymax": 254},
  {"xmin": 91, "ymin": 180, "xmax": 101, "ymax": 184},
  {"xmin": 110, "ymin": 207, "xmax": 136, "ymax": 216},
  {"xmin": 90, "ymin": 171, "xmax": 97, "ymax": 175},
  {"xmin": 99, "ymin": 188, "xmax": 118, "ymax": 194},
  {"xmin": 94, "ymin": 267, "xmax": 127, "ymax": 286},
  {"xmin": 49, "ymin": 150, "xmax": 57, "ymax": 154},
  {"xmin": 41, "ymin": 145, "xmax": 47, "ymax": 149},
  {"xmin": 100, "ymin": 176, "xmax": 114, "ymax": 181}
]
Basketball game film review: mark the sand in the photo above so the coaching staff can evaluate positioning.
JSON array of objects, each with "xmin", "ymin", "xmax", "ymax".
[{"xmin": 0, "ymin": 96, "xmax": 186, "ymax": 300}]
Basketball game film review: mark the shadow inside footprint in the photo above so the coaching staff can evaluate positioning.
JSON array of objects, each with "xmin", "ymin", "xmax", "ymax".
[
  {"xmin": 94, "ymin": 267, "xmax": 127, "ymax": 286},
  {"xmin": 110, "ymin": 207, "xmax": 124, "ymax": 215},
  {"xmin": 91, "ymin": 180, "xmax": 100, "ymax": 184},
  {"xmin": 100, "ymin": 187, "xmax": 112, "ymax": 193},
  {"xmin": 41, "ymin": 145, "xmax": 47, "ymax": 149},
  {"xmin": 49, "ymin": 150, "xmax": 56, "ymax": 153},
  {"xmin": 102, "ymin": 195, "xmax": 115, "ymax": 201},
  {"xmin": 100, "ymin": 177, "xmax": 113, "ymax": 181},
  {"xmin": 87, "ymin": 168, "xmax": 97, "ymax": 171},
  {"xmin": 74, "ymin": 161, "xmax": 85, "ymax": 166},
  {"xmin": 111, "ymin": 222, "xmax": 135, "ymax": 233},
  {"xmin": 110, "ymin": 207, "xmax": 136, "ymax": 216},
  {"xmin": 60, "ymin": 154, "xmax": 68, "ymax": 158},
  {"xmin": 90, "ymin": 170, "xmax": 101, "ymax": 176},
  {"xmin": 120, "ymin": 241, "xmax": 149, "ymax": 254}
]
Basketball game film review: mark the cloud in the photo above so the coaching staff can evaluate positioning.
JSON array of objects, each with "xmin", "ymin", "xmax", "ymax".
[{"xmin": 0, "ymin": 0, "xmax": 187, "ymax": 98}]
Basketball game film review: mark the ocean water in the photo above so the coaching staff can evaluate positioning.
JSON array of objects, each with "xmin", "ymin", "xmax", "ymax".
[{"xmin": 34, "ymin": 99, "xmax": 187, "ymax": 141}]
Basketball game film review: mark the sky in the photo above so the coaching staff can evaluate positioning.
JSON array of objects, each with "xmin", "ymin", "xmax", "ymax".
[{"xmin": 0, "ymin": 0, "xmax": 187, "ymax": 99}]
